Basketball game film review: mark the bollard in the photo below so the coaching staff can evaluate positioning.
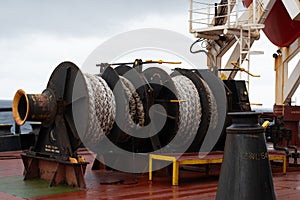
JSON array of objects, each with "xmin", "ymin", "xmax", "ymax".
[
  {"xmin": 12, "ymin": 89, "xmax": 57, "ymax": 126},
  {"xmin": 216, "ymin": 112, "xmax": 276, "ymax": 200}
]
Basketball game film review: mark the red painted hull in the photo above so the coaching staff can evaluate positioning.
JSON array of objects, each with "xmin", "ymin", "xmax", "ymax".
[
  {"xmin": 243, "ymin": 0, "xmax": 300, "ymax": 47},
  {"xmin": 242, "ymin": 0, "xmax": 252, "ymax": 7}
]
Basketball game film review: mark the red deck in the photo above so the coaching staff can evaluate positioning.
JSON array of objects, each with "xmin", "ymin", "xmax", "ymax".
[{"xmin": 0, "ymin": 150, "xmax": 299, "ymax": 200}]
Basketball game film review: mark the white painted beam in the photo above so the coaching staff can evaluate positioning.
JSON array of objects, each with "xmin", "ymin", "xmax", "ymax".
[
  {"xmin": 221, "ymin": 0, "xmax": 276, "ymax": 78},
  {"xmin": 244, "ymin": 0, "xmax": 277, "ymax": 24},
  {"xmin": 284, "ymin": 60, "xmax": 300, "ymax": 103},
  {"xmin": 281, "ymin": 37, "xmax": 300, "ymax": 63},
  {"xmin": 281, "ymin": 0, "xmax": 300, "ymax": 21}
]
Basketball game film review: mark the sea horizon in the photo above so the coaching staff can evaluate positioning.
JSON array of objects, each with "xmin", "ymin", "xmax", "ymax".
[{"xmin": 0, "ymin": 99, "xmax": 31, "ymax": 133}]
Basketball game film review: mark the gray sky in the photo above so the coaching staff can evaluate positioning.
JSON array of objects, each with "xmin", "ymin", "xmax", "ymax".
[
  {"xmin": 0, "ymin": 0, "xmax": 187, "ymax": 38},
  {"xmin": 0, "ymin": 0, "xmax": 298, "ymax": 108}
]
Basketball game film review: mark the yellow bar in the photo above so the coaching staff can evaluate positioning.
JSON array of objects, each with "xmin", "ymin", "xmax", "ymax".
[
  {"xmin": 170, "ymin": 100, "xmax": 187, "ymax": 103},
  {"xmin": 162, "ymin": 61, "xmax": 182, "ymax": 64},
  {"xmin": 269, "ymin": 155, "xmax": 284, "ymax": 160},
  {"xmin": 172, "ymin": 160, "xmax": 179, "ymax": 186},
  {"xmin": 149, "ymin": 155, "xmax": 153, "ymax": 181},
  {"xmin": 150, "ymin": 154, "xmax": 176, "ymax": 162},
  {"xmin": 208, "ymin": 159, "xmax": 223, "ymax": 164},
  {"xmin": 250, "ymin": 103, "xmax": 263, "ymax": 106},
  {"xmin": 269, "ymin": 154, "xmax": 287, "ymax": 174},
  {"xmin": 149, "ymin": 153, "xmax": 224, "ymax": 186},
  {"xmin": 180, "ymin": 159, "xmax": 222, "ymax": 165},
  {"xmin": 150, "ymin": 152, "xmax": 287, "ymax": 187},
  {"xmin": 231, "ymin": 62, "xmax": 261, "ymax": 77},
  {"xmin": 283, "ymin": 156, "xmax": 287, "ymax": 175},
  {"xmin": 145, "ymin": 60, "xmax": 182, "ymax": 65},
  {"xmin": 262, "ymin": 120, "xmax": 270, "ymax": 128}
]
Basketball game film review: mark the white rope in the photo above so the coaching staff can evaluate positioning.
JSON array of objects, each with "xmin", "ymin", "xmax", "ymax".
[
  {"xmin": 83, "ymin": 74, "xmax": 145, "ymax": 145},
  {"xmin": 83, "ymin": 74, "xmax": 116, "ymax": 145},
  {"xmin": 82, "ymin": 71, "xmax": 211, "ymax": 149},
  {"xmin": 117, "ymin": 76, "xmax": 145, "ymax": 142},
  {"xmin": 200, "ymin": 78, "xmax": 218, "ymax": 129},
  {"xmin": 171, "ymin": 75, "xmax": 202, "ymax": 147},
  {"xmin": 119, "ymin": 76, "xmax": 145, "ymax": 127}
]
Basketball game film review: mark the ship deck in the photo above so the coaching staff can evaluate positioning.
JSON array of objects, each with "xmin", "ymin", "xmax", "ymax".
[{"xmin": 0, "ymin": 150, "xmax": 299, "ymax": 200}]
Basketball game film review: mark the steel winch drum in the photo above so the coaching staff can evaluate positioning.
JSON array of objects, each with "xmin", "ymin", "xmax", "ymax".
[{"xmin": 12, "ymin": 61, "xmax": 227, "ymax": 157}]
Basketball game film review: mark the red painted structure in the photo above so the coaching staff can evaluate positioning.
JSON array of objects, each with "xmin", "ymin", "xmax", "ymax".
[
  {"xmin": 243, "ymin": 0, "xmax": 300, "ymax": 47},
  {"xmin": 0, "ymin": 150, "xmax": 299, "ymax": 200},
  {"xmin": 274, "ymin": 105, "xmax": 300, "ymax": 146},
  {"xmin": 243, "ymin": 1, "xmax": 300, "ymax": 147}
]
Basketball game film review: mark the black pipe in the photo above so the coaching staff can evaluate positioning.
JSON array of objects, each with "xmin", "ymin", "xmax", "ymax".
[
  {"xmin": 0, "ymin": 107, "xmax": 21, "ymax": 134},
  {"xmin": 287, "ymin": 141, "xmax": 298, "ymax": 164},
  {"xmin": 273, "ymin": 142, "xmax": 289, "ymax": 156},
  {"xmin": 0, "ymin": 107, "xmax": 12, "ymax": 112},
  {"xmin": 218, "ymin": 68, "xmax": 240, "ymax": 71},
  {"xmin": 14, "ymin": 122, "xmax": 21, "ymax": 134}
]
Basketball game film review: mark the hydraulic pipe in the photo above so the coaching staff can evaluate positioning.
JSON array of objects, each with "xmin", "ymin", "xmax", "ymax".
[{"xmin": 12, "ymin": 89, "xmax": 57, "ymax": 126}]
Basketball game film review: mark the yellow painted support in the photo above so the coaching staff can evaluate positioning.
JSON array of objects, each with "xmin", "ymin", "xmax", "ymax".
[
  {"xmin": 172, "ymin": 160, "xmax": 179, "ymax": 186},
  {"xmin": 149, "ymin": 152, "xmax": 287, "ymax": 186},
  {"xmin": 269, "ymin": 154, "xmax": 287, "ymax": 175},
  {"xmin": 149, "ymin": 155, "xmax": 153, "ymax": 181},
  {"xmin": 283, "ymin": 156, "xmax": 287, "ymax": 174},
  {"xmin": 149, "ymin": 153, "xmax": 223, "ymax": 186}
]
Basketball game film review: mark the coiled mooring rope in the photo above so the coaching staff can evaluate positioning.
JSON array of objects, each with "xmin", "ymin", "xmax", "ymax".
[
  {"xmin": 83, "ymin": 74, "xmax": 145, "ymax": 145},
  {"xmin": 171, "ymin": 75, "xmax": 202, "ymax": 147},
  {"xmin": 83, "ymin": 74, "xmax": 116, "ymax": 145},
  {"xmin": 200, "ymin": 78, "xmax": 218, "ymax": 129},
  {"xmin": 117, "ymin": 76, "xmax": 145, "ymax": 142},
  {"xmin": 83, "ymin": 72, "xmax": 212, "ymax": 150},
  {"xmin": 119, "ymin": 76, "xmax": 145, "ymax": 127}
]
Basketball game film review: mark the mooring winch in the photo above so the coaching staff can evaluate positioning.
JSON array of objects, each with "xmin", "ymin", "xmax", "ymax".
[{"xmin": 12, "ymin": 60, "xmax": 232, "ymax": 187}]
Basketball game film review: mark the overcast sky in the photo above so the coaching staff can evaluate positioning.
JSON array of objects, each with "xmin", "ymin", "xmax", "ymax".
[{"xmin": 0, "ymin": 0, "xmax": 298, "ymax": 108}]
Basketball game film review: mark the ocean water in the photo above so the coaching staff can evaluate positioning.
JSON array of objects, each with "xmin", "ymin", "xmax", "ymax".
[{"xmin": 0, "ymin": 100, "xmax": 32, "ymax": 133}]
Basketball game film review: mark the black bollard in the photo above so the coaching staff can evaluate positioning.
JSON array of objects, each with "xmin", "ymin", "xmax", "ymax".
[{"xmin": 216, "ymin": 112, "xmax": 276, "ymax": 200}]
